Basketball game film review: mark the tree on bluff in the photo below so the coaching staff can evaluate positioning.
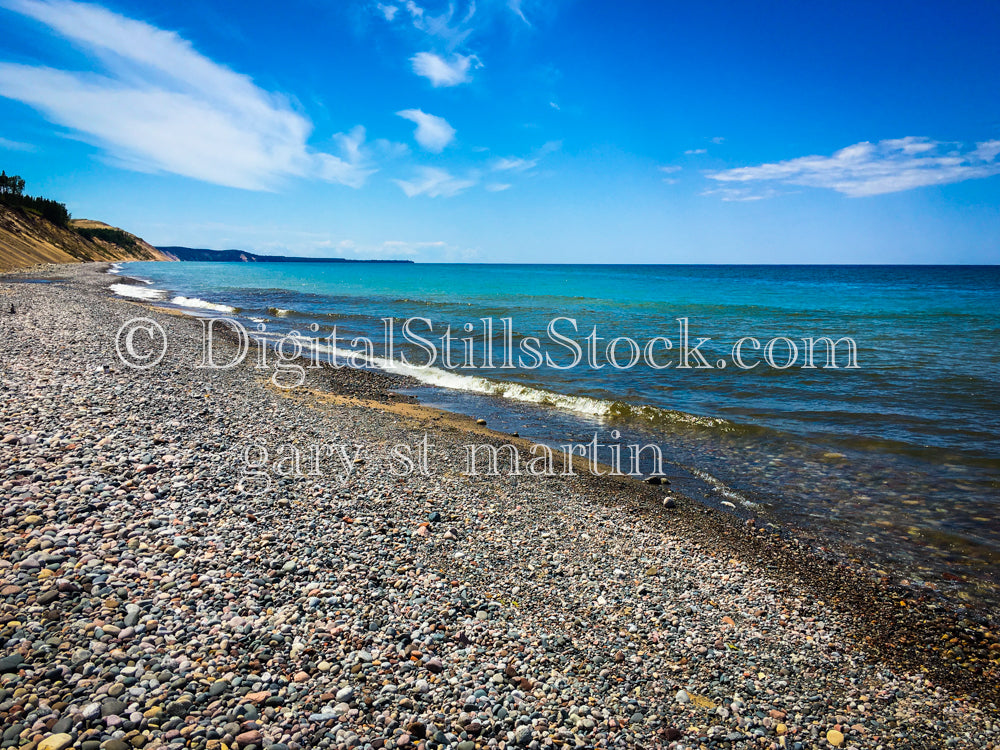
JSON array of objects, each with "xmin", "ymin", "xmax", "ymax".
[
  {"xmin": 0, "ymin": 171, "xmax": 26, "ymax": 197},
  {"xmin": 0, "ymin": 170, "xmax": 70, "ymax": 226}
]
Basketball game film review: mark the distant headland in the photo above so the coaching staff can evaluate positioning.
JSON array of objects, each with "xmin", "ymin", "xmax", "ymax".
[{"xmin": 157, "ymin": 246, "xmax": 414, "ymax": 263}]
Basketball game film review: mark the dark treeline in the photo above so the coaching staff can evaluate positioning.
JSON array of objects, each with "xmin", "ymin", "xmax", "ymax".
[
  {"xmin": 76, "ymin": 226, "xmax": 137, "ymax": 250},
  {"xmin": 0, "ymin": 170, "xmax": 71, "ymax": 227}
]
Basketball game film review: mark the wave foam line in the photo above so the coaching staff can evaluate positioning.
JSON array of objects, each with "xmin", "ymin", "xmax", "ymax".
[
  {"xmin": 171, "ymin": 296, "xmax": 239, "ymax": 314},
  {"xmin": 689, "ymin": 467, "xmax": 759, "ymax": 507},
  {"xmin": 290, "ymin": 340, "xmax": 610, "ymax": 417},
  {"xmin": 300, "ymin": 341, "xmax": 721, "ymax": 425},
  {"xmin": 109, "ymin": 283, "xmax": 167, "ymax": 301},
  {"xmin": 274, "ymin": 339, "xmax": 742, "ymax": 434},
  {"xmin": 376, "ymin": 355, "xmax": 613, "ymax": 417}
]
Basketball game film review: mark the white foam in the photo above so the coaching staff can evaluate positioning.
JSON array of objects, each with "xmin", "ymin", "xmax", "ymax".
[
  {"xmin": 109, "ymin": 283, "xmax": 167, "ymax": 300},
  {"xmin": 107, "ymin": 264, "xmax": 151, "ymax": 282},
  {"xmin": 379, "ymin": 357, "xmax": 612, "ymax": 417},
  {"xmin": 274, "ymin": 335, "xmax": 728, "ymax": 431},
  {"xmin": 170, "ymin": 296, "xmax": 238, "ymax": 314},
  {"xmin": 296, "ymin": 338, "xmax": 612, "ymax": 419},
  {"xmin": 690, "ymin": 467, "xmax": 758, "ymax": 507}
]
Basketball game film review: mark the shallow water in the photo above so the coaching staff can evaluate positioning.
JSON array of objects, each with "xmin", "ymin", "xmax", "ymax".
[{"xmin": 115, "ymin": 262, "xmax": 1000, "ymax": 606}]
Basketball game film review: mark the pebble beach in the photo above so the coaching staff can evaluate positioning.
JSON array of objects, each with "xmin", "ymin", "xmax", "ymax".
[{"xmin": 1, "ymin": 263, "xmax": 998, "ymax": 750}]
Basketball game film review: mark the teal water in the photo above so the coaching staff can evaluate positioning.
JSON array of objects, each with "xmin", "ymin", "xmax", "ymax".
[{"xmin": 114, "ymin": 262, "xmax": 1000, "ymax": 604}]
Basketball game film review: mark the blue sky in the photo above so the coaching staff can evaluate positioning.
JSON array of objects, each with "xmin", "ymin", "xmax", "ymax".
[{"xmin": 0, "ymin": 0, "xmax": 998, "ymax": 263}]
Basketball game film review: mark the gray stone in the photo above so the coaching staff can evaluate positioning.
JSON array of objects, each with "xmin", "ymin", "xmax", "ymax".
[{"xmin": 0, "ymin": 654, "xmax": 23, "ymax": 673}]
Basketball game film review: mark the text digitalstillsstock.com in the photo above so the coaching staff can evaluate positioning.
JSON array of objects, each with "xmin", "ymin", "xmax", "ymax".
[{"xmin": 116, "ymin": 315, "xmax": 860, "ymax": 388}]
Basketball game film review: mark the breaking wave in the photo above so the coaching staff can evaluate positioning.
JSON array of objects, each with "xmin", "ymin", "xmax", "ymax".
[
  {"xmin": 295, "ymin": 339, "xmax": 740, "ymax": 433},
  {"xmin": 109, "ymin": 283, "xmax": 167, "ymax": 301},
  {"xmin": 171, "ymin": 296, "xmax": 240, "ymax": 314}
]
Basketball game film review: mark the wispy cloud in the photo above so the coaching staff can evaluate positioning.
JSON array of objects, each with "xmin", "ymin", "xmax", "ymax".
[
  {"xmin": 380, "ymin": 239, "xmax": 446, "ymax": 255},
  {"xmin": 382, "ymin": 0, "xmax": 532, "ymax": 35},
  {"xmin": 0, "ymin": 136, "xmax": 35, "ymax": 151},
  {"xmin": 140, "ymin": 221, "xmax": 456, "ymax": 259},
  {"xmin": 378, "ymin": 1, "xmax": 532, "ymax": 85},
  {"xmin": 396, "ymin": 108, "xmax": 455, "ymax": 152},
  {"xmin": 709, "ymin": 137, "xmax": 1000, "ymax": 198},
  {"xmin": 410, "ymin": 51, "xmax": 479, "ymax": 86},
  {"xmin": 0, "ymin": 0, "xmax": 372, "ymax": 190},
  {"xmin": 315, "ymin": 126, "xmax": 377, "ymax": 188},
  {"xmin": 490, "ymin": 141, "xmax": 559, "ymax": 176},
  {"xmin": 334, "ymin": 238, "xmax": 452, "ymax": 258},
  {"xmin": 701, "ymin": 186, "xmax": 782, "ymax": 202},
  {"xmin": 378, "ymin": 0, "xmax": 517, "ymax": 48},
  {"xmin": 394, "ymin": 166, "xmax": 476, "ymax": 197},
  {"xmin": 485, "ymin": 182, "xmax": 511, "ymax": 192},
  {"xmin": 371, "ymin": 138, "xmax": 411, "ymax": 160},
  {"xmin": 659, "ymin": 165, "xmax": 681, "ymax": 184},
  {"xmin": 378, "ymin": 239, "xmax": 480, "ymax": 262},
  {"xmin": 492, "ymin": 156, "xmax": 537, "ymax": 172},
  {"xmin": 403, "ymin": 0, "xmax": 474, "ymax": 47},
  {"xmin": 507, "ymin": 0, "xmax": 530, "ymax": 25},
  {"xmin": 377, "ymin": 3, "xmax": 399, "ymax": 21},
  {"xmin": 685, "ymin": 148, "xmax": 707, "ymax": 155}
]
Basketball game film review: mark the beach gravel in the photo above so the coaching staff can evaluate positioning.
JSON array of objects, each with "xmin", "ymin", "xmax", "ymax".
[{"xmin": 0, "ymin": 264, "xmax": 997, "ymax": 749}]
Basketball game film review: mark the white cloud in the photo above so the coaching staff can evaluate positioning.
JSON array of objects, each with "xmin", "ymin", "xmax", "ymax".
[
  {"xmin": 378, "ymin": 0, "xmax": 522, "ymax": 42},
  {"xmin": 315, "ymin": 126, "xmax": 376, "ymax": 188},
  {"xmin": 403, "ymin": 0, "xmax": 425, "ymax": 23},
  {"xmin": 508, "ymin": 0, "xmax": 530, "ymax": 25},
  {"xmin": 385, "ymin": 239, "xmax": 479, "ymax": 261},
  {"xmin": 0, "ymin": 136, "xmax": 35, "ymax": 151},
  {"xmin": 330, "ymin": 239, "xmax": 451, "ymax": 259},
  {"xmin": 701, "ymin": 186, "xmax": 781, "ymax": 202},
  {"xmin": 708, "ymin": 137, "xmax": 1000, "ymax": 197},
  {"xmin": 492, "ymin": 156, "xmax": 537, "ymax": 172},
  {"xmin": 0, "ymin": 0, "xmax": 372, "ymax": 190},
  {"xmin": 660, "ymin": 166, "xmax": 681, "ymax": 185},
  {"xmin": 410, "ymin": 51, "xmax": 479, "ymax": 86},
  {"xmin": 685, "ymin": 148, "xmax": 707, "ymax": 155},
  {"xmin": 372, "ymin": 138, "xmax": 411, "ymax": 159},
  {"xmin": 395, "ymin": 1, "xmax": 475, "ymax": 47},
  {"xmin": 492, "ymin": 141, "xmax": 559, "ymax": 173},
  {"xmin": 487, "ymin": 141, "xmax": 559, "ymax": 185},
  {"xmin": 378, "ymin": 1, "xmax": 542, "ymax": 88},
  {"xmin": 393, "ymin": 166, "xmax": 476, "ymax": 197},
  {"xmin": 974, "ymin": 140, "xmax": 1000, "ymax": 162},
  {"xmin": 485, "ymin": 182, "xmax": 511, "ymax": 192},
  {"xmin": 381, "ymin": 239, "xmax": 445, "ymax": 255},
  {"xmin": 396, "ymin": 108, "xmax": 455, "ymax": 152}
]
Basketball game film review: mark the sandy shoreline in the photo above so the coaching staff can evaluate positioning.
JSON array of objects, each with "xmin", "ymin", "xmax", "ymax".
[{"xmin": 0, "ymin": 263, "xmax": 997, "ymax": 749}]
